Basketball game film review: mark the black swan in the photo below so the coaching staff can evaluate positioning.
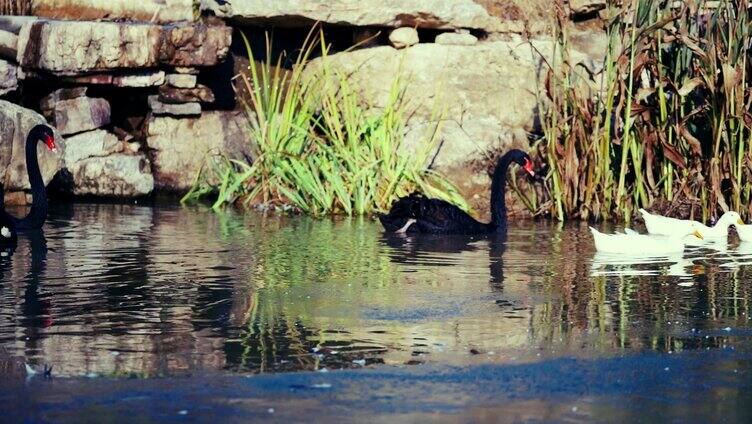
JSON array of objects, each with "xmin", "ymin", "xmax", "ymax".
[
  {"xmin": 379, "ymin": 149, "xmax": 538, "ymax": 234},
  {"xmin": 0, "ymin": 124, "xmax": 57, "ymax": 242}
]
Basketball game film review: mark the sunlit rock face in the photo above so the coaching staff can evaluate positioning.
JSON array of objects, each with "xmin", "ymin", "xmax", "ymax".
[
  {"xmin": 30, "ymin": 0, "xmax": 197, "ymax": 24},
  {"xmin": 203, "ymin": 0, "xmax": 500, "ymax": 30},
  {"xmin": 0, "ymin": 100, "xmax": 63, "ymax": 191},
  {"xmin": 146, "ymin": 111, "xmax": 252, "ymax": 191}
]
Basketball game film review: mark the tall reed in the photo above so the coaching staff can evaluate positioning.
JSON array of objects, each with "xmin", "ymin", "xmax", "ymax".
[{"xmin": 539, "ymin": 0, "xmax": 752, "ymax": 222}]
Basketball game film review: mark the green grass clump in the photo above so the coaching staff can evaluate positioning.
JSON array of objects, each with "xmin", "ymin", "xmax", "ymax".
[
  {"xmin": 183, "ymin": 29, "xmax": 467, "ymax": 216},
  {"xmin": 539, "ymin": 0, "xmax": 752, "ymax": 222}
]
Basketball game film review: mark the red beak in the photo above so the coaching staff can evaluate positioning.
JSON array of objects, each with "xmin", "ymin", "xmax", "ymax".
[
  {"xmin": 523, "ymin": 158, "xmax": 535, "ymax": 176},
  {"xmin": 44, "ymin": 134, "xmax": 57, "ymax": 152}
]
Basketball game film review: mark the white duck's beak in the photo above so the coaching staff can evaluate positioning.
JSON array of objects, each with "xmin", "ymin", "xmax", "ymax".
[
  {"xmin": 738, "ymin": 218, "xmax": 745, "ymax": 225},
  {"xmin": 693, "ymin": 230, "xmax": 704, "ymax": 240}
]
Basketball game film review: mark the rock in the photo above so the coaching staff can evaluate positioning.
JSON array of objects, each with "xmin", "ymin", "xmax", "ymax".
[
  {"xmin": 112, "ymin": 71, "xmax": 166, "ymax": 87},
  {"xmin": 18, "ymin": 20, "xmax": 162, "ymax": 75},
  {"xmin": 40, "ymin": 87, "xmax": 88, "ymax": 111},
  {"xmin": 3, "ymin": 191, "xmax": 29, "ymax": 206},
  {"xmin": 30, "ymin": 0, "xmax": 196, "ymax": 24},
  {"xmin": 146, "ymin": 111, "xmax": 252, "ymax": 191},
  {"xmin": 0, "ymin": 29, "xmax": 17, "ymax": 60},
  {"xmin": 0, "ymin": 100, "xmax": 63, "ymax": 191},
  {"xmin": 63, "ymin": 129, "xmax": 123, "ymax": 165},
  {"xmin": 569, "ymin": 0, "xmax": 607, "ymax": 17},
  {"xmin": 158, "ymin": 84, "xmax": 215, "ymax": 104},
  {"xmin": 174, "ymin": 66, "xmax": 199, "ymax": 74},
  {"xmin": 64, "ymin": 74, "xmax": 114, "ymax": 85},
  {"xmin": 435, "ymin": 32, "xmax": 478, "ymax": 46},
  {"xmin": 67, "ymin": 153, "xmax": 154, "ymax": 196},
  {"xmin": 304, "ymin": 39, "xmax": 595, "ymax": 203},
  {"xmin": 389, "ymin": 27, "xmax": 419, "ymax": 49},
  {"xmin": 166, "ymin": 73, "xmax": 197, "ymax": 88},
  {"xmin": 17, "ymin": 20, "xmax": 232, "ymax": 75},
  {"xmin": 51, "ymin": 97, "xmax": 111, "ymax": 135},
  {"xmin": 0, "ymin": 59, "xmax": 17, "ymax": 96},
  {"xmin": 203, "ymin": 0, "xmax": 500, "ymax": 31},
  {"xmin": 147, "ymin": 95, "xmax": 201, "ymax": 116},
  {"xmin": 160, "ymin": 24, "xmax": 233, "ymax": 67}
]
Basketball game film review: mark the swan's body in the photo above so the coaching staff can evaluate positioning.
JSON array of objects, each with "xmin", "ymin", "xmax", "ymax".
[
  {"xmin": 379, "ymin": 149, "xmax": 537, "ymax": 235},
  {"xmin": 640, "ymin": 209, "xmax": 742, "ymax": 240},
  {"xmin": 0, "ymin": 124, "xmax": 57, "ymax": 237},
  {"xmin": 590, "ymin": 226, "xmax": 704, "ymax": 255}
]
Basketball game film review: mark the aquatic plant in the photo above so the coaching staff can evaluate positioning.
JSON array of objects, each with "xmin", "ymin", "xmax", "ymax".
[
  {"xmin": 183, "ymin": 28, "xmax": 467, "ymax": 216},
  {"xmin": 538, "ymin": 0, "xmax": 752, "ymax": 222}
]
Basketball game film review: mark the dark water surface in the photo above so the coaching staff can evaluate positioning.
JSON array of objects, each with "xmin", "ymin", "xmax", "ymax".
[{"xmin": 2, "ymin": 203, "xmax": 752, "ymax": 421}]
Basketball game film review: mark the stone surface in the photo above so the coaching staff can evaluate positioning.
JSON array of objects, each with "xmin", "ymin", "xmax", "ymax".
[
  {"xmin": 0, "ymin": 59, "xmax": 17, "ymax": 96},
  {"xmin": 166, "ymin": 73, "xmax": 197, "ymax": 88},
  {"xmin": 148, "ymin": 95, "xmax": 201, "ymax": 116},
  {"xmin": 158, "ymin": 84, "xmax": 215, "ymax": 104},
  {"xmin": 202, "ymin": 0, "xmax": 500, "ymax": 31},
  {"xmin": 17, "ymin": 20, "xmax": 231, "ymax": 75},
  {"xmin": 40, "ymin": 87, "xmax": 88, "ymax": 111},
  {"xmin": 304, "ymin": 39, "xmax": 595, "ymax": 202},
  {"xmin": 63, "ymin": 129, "xmax": 123, "ymax": 165},
  {"xmin": 174, "ymin": 66, "xmax": 199, "ymax": 74},
  {"xmin": 67, "ymin": 153, "xmax": 154, "ymax": 196},
  {"xmin": 0, "ymin": 100, "xmax": 63, "ymax": 190},
  {"xmin": 389, "ymin": 27, "xmax": 419, "ymax": 49},
  {"xmin": 159, "ymin": 24, "xmax": 233, "ymax": 67},
  {"xmin": 569, "ymin": 0, "xmax": 608, "ymax": 16},
  {"xmin": 0, "ymin": 29, "xmax": 17, "ymax": 60},
  {"xmin": 31, "ymin": 0, "xmax": 196, "ymax": 24},
  {"xmin": 52, "ymin": 97, "xmax": 111, "ymax": 135},
  {"xmin": 112, "ymin": 71, "xmax": 166, "ymax": 87},
  {"xmin": 146, "ymin": 111, "xmax": 252, "ymax": 191},
  {"xmin": 18, "ymin": 20, "xmax": 162, "ymax": 75},
  {"xmin": 435, "ymin": 32, "xmax": 478, "ymax": 46}
]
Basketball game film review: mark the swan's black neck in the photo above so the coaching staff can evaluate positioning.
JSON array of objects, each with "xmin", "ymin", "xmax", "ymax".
[
  {"xmin": 489, "ymin": 151, "xmax": 518, "ymax": 229},
  {"xmin": 15, "ymin": 128, "xmax": 48, "ymax": 230}
]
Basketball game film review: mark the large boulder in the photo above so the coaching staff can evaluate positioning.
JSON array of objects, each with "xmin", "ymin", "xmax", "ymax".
[
  {"xmin": 0, "ymin": 59, "xmax": 17, "ymax": 95},
  {"xmin": 17, "ymin": 20, "xmax": 232, "ymax": 75},
  {"xmin": 146, "ymin": 111, "xmax": 252, "ymax": 191},
  {"xmin": 67, "ymin": 154, "xmax": 154, "ymax": 196},
  {"xmin": 203, "ymin": 0, "xmax": 500, "ymax": 31},
  {"xmin": 304, "ymin": 39, "xmax": 596, "ymax": 214},
  {"xmin": 30, "ymin": 0, "xmax": 196, "ymax": 24},
  {"xmin": 49, "ymin": 96, "xmax": 111, "ymax": 136},
  {"xmin": 0, "ymin": 100, "xmax": 63, "ymax": 191}
]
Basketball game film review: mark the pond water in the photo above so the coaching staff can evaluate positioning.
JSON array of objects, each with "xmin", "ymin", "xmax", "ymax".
[{"xmin": 1, "ymin": 203, "xmax": 752, "ymax": 379}]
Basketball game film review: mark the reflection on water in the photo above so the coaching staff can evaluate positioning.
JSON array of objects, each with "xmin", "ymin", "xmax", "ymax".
[{"xmin": 0, "ymin": 204, "xmax": 751, "ymax": 377}]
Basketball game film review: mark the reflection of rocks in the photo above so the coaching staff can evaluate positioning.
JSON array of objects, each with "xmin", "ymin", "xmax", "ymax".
[{"xmin": 146, "ymin": 111, "xmax": 252, "ymax": 190}]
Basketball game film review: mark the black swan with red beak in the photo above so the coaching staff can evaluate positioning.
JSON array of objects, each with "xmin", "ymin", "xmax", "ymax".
[
  {"xmin": 379, "ymin": 149, "xmax": 538, "ymax": 235},
  {"xmin": 1, "ymin": 124, "xmax": 57, "ymax": 245}
]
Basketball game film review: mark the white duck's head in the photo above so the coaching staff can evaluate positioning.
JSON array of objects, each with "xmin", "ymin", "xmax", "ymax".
[
  {"xmin": 717, "ymin": 211, "xmax": 744, "ymax": 227},
  {"xmin": 685, "ymin": 222, "xmax": 705, "ymax": 241}
]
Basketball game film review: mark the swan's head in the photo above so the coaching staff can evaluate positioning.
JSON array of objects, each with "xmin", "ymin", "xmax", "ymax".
[
  {"xmin": 30, "ymin": 124, "xmax": 57, "ymax": 153},
  {"xmin": 717, "ymin": 211, "xmax": 744, "ymax": 227},
  {"xmin": 509, "ymin": 150, "xmax": 536, "ymax": 177}
]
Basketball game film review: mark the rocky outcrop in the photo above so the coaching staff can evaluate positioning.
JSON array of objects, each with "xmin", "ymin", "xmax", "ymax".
[
  {"xmin": 389, "ymin": 28, "xmax": 419, "ymax": 49},
  {"xmin": 0, "ymin": 59, "xmax": 17, "ymax": 95},
  {"xmin": 203, "ymin": 0, "xmax": 500, "ymax": 31},
  {"xmin": 48, "ymin": 96, "xmax": 111, "ymax": 136},
  {"xmin": 67, "ymin": 154, "xmax": 154, "ymax": 196},
  {"xmin": 63, "ymin": 129, "xmax": 122, "ymax": 165},
  {"xmin": 569, "ymin": 0, "xmax": 607, "ymax": 18},
  {"xmin": 146, "ymin": 111, "xmax": 252, "ymax": 191},
  {"xmin": 0, "ymin": 100, "xmax": 63, "ymax": 191},
  {"xmin": 17, "ymin": 20, "xmax": 232, "ymax": 75},
  {"xmin": 30, "ymin": 0, "xmax": 197, "ymax": 24},
  {"xmin": 304, "ymin": 39, "xmax": 597, "ymax": 208}
]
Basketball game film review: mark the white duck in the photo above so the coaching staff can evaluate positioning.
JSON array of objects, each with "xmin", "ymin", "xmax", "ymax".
[
  {"xmin": 639, "ymin": 209, "xmax": 743, "ymax": 240},
  {"xmin": 734, "ymin": 223, "xmax": 752, "ymax": 242},
  {"xmin": 590, "ymin": 224, "xmax": 704, "ymax": 255}
]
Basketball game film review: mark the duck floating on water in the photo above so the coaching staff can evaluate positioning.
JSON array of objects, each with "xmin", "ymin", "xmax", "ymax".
[
  {"xmin": 590, "ymin": 224, "xmax": 704, "ymax": 255},
  {"xmin": 640, "ymin": 209, "xmax": 743, "ymax": 241}
]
